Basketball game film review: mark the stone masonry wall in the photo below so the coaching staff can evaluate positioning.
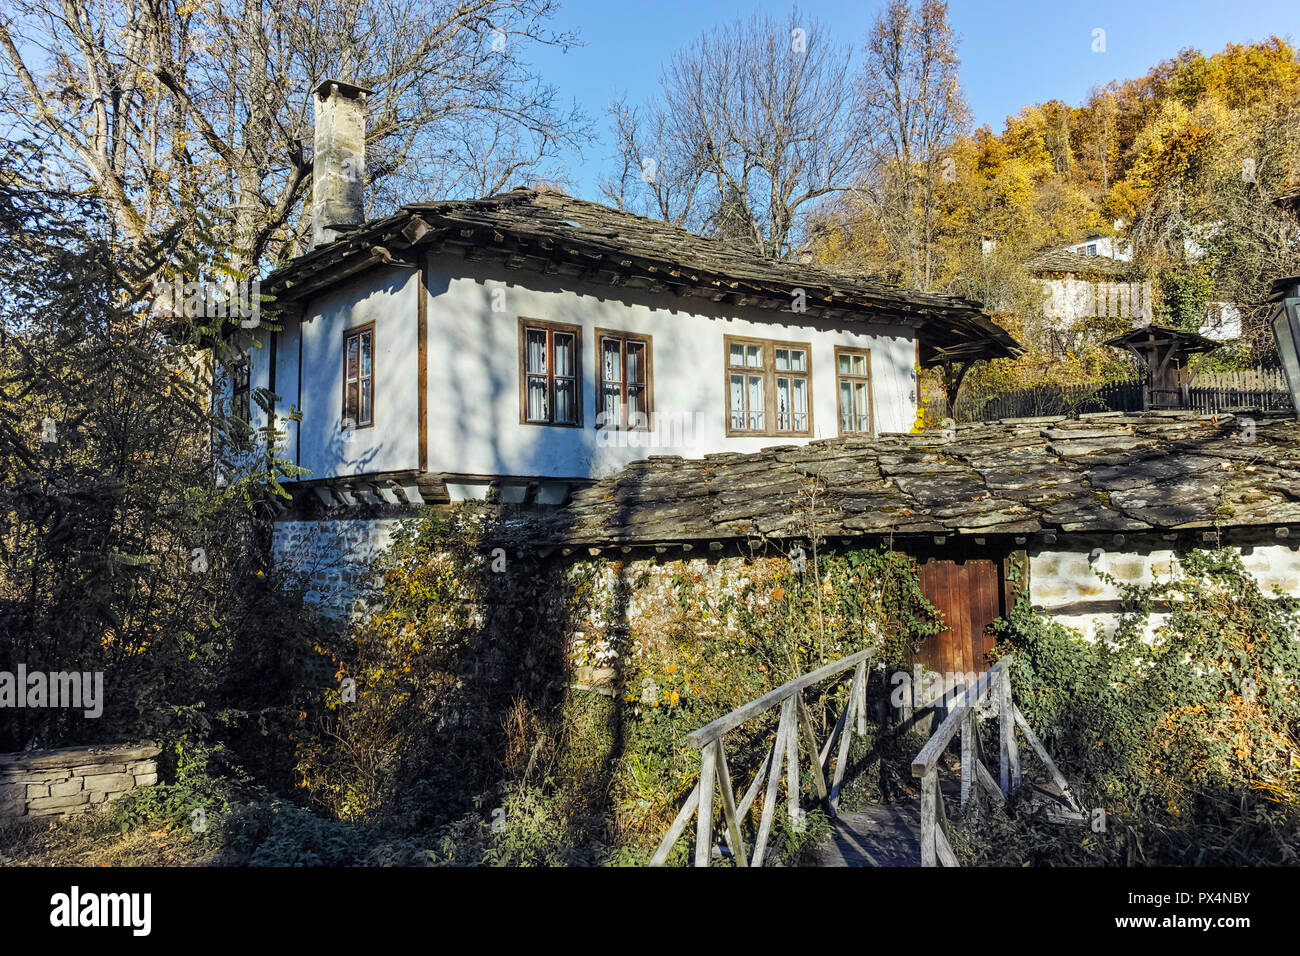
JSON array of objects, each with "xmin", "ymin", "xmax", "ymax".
[
  {"xmin": 272, "ymin": 518, "xmax": 405, "ymax": 619},
  {"xmin": 0, "ymin": 743, "xmax": 161, "ymax": 818}
]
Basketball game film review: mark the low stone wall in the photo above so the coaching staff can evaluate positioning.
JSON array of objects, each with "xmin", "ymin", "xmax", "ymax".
[{"xmin": 0, "ymin": 743, "xmax": 161, "ymax": 818}]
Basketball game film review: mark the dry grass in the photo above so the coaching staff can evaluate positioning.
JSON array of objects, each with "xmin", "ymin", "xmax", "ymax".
[{"xmin": 0, "ymin": 812, "xmax": 216, "ymax": 867}]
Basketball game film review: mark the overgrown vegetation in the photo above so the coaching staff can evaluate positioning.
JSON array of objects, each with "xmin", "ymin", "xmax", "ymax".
[{"xmin": 952, "ymin": 549, "xmax": 1300, "ymax": 866}]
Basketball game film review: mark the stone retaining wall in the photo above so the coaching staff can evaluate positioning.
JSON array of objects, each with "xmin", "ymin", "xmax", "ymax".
[{"xmin": 0, "ymin": 743, "xmax": 161, "ymax": 818}]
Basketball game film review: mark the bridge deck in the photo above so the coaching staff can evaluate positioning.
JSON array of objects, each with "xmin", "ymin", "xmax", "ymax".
[{"xmin": 807, "ymin": 801, "xmax": 923, "ymax": 867}]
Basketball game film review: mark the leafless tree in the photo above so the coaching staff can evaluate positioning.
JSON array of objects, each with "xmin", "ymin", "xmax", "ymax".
[
  {"xmin": 0, "ymin": 0, "xmax": 591, "ymax": 272},
  {"xmin": 601, "ymin": 7, "xmax": 865, "ymax": 259},
  {"xmin": 855, "ymin": 0, "xmax": 969, "ymax": 288}
]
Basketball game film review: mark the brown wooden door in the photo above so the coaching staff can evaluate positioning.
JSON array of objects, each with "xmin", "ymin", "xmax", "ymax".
[{"xmin": 916, "ymin": 557, "xmax": 1002, "ymax": 678}]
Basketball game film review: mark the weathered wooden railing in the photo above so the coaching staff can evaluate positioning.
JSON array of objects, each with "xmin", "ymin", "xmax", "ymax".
[
  {"xmin": 650, "ymin": 647, "xmax": 876, "ymax": 867},
  {"xmin": 911, "ymin": 654, "xmax": 1081, "ymax": 866}
]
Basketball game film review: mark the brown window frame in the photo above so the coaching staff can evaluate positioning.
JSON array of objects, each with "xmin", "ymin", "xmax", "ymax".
[
  {"xmin": 518, "ymin": 317, "xmax": 583, "ymax": 427},
  {"xmin": 724, "ymin": 335, "xmax": 814, "ymax": 437},
  {"xmin": 834, "ymin": 346, "xmax": 875, "ymax": 436},
  {"xmin": 342, "ymin": 322, "xmax": 375, "ymax": 430},
  {"xmin": 595, "ymin": 328, "xmax": 653, "ymax": 431}
]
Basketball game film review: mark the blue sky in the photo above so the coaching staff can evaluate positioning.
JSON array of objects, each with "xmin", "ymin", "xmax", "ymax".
[{"xmin": 530, "ymin": 0, "xmax": 1297, "ymax": 198}]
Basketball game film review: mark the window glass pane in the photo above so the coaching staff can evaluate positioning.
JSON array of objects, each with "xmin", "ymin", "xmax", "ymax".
[
  {"xmin": 627, "ymin": 385, "xmax": 644, "ymax": 427},
  {"xmin": 789, "ymin": 349, "xmax": 806, "ymax": 372},
  {"xmin": 601, "ymin": 383, "xmax": 620, "ymax": 426},
  {"xmin": 553, "ymin": 333, "xmax": 574, "ymax": 377},
  {"xmin": 854, "ymin": 382, "xmax": 870, "ymax": 431},
  {"xmin": 775, "ymin": 348, "xmax": 790, "ymax": 371},
  {"xmin": 791, "ymin": 378, "xmax": 807, "ymax": 430},
  {"xmin": 746, "ymin": 345, "xmax": 762, "ymax": 368},
  {"xmin": 360, "ymin": 331, "xmax": 372, "ymax": 378},
  {"xmin": 840, "ymin": 381, "xmax": 853, "ymax": 432},
  {"xmin": 729, "ymin": 373, "xmax": 745, "ymax": 428},
  {"xmin": 359, "ymin": 381, "xmax": 371, "ymax": 424},
  {"xmin": 554, "ymin": 378, "xmax": 575, "ymax": 423},
  {"xmin": 602, "ymin": 338, "xmax": 621, "ymax": 384},
  {"xmin": 729, "ymin": 343, "xmax": 745, "ymax": 367},
  {"xmin": 345, "ymin": 381, "xmax": 358, "ymax": 424},
  {"xmin": 838, "ymin": 354, "xmax": 851, "ymax": 375},
  {"xmin": 346, "ymin": 335, "xmax": 358, "ymax": 382},
  {"xmin": 626, "ymin": 342, "xmax": 643, "ymax": 385},
  {"xmin": 748, "ymin": 376, "xmax": 764, "ymax": 429},
  {"xmin": 526, "ymin": 330, "xmax": 547, "ymax": 374},
  {"xmin": 853, "ymin": 354, "xmax": 866, "ymax": 375},
  {"xmin": 776, "ymin": 377, "xmax": 790, "ymax": 430},
  {"xmin": 527, "ymin": 376, "xmax": 548, "ymax": 420}
]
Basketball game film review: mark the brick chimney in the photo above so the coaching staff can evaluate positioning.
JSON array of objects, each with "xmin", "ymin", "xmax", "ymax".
[{"xmin": 311, "ymin": 79, "xmax": 372, "ymax": 248}]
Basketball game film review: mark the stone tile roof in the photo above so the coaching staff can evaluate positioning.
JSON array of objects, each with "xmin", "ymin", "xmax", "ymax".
[
  {"xmin": 556, "ymin": 411, "xmax": 1300, "ymax": 546},
  {"xmin": 267, "ymin": 188, "xmax": 1021, "ymax": 365},
  {"xmin": 1025, "ymin": 248, "xmax": 1136, "ymax": 278}
]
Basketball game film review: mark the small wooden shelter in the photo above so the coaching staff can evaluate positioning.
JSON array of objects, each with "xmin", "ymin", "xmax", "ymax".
[{"xmin": 1104, "ymin": 324, "xmax": 1219, "ymax": 410}]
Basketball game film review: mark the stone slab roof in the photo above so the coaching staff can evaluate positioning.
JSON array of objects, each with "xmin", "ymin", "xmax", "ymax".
[
  {"xmin": 555, "ymin": 411, "xmax": 1300, "ymax": 546},
  {"xmin": 1025, "ymin": 249, "xmax": 1136, "ymax": 279},
  {"xmin": 267, "ymin": 188, "xmax": 1021, "ymax": 366}
]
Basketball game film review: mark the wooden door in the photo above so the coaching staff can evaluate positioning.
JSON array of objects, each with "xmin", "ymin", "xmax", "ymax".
[{"xmin": 915, "ymin": 557, "xmax": 1002, "ymax": 678}]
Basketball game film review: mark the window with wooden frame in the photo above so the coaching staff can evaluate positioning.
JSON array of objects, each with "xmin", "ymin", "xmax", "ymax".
[
  {"xmin": 724, "ymin": 336, "xmax": 812, "ymax": 437},
  {"xmin": 231, "ymin": 358, "xmax": 251, "ymax": 424},
  {"xmin": 520, "ymin": 318, "xmax": 582, "ymax": 426},
  {"xmin": 835, "ymin": 347, "xmax": 874, "ymax": 435},
  {"xmin": 596, "ymin": 330, "xmax": 652, "ymax": 430},
  {"xmin": 343, "ymin": 324, "xmax": 374, "ymax": 429}
]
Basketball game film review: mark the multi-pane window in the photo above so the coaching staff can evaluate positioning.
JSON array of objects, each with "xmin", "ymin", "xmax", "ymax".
[
  {"xmin": 231, "ymin": 358, "xmax": 251, "ymax": 424},
  {"xmin": 520, "ymin": 319, "xmax": 581, "ymax": 426},
  {"xmin": 725, "ymin": 336, "xmax": 812, "ymax": 437},
  {"xmin": 597, "ymin": 330, "xmax": 652, "ymax": 430},
  {"xmin": 343, "ymin": 325, "xmax": 374, "ymax": 428},
  {"xmin": 835, "ymin": 347, "xmax": 874, "ymax": 435}
]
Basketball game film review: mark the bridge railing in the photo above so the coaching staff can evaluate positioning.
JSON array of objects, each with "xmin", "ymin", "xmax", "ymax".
[
  {"xmin": 911, "ymin": 654, "xmax": 1081, "ymax": 866},
  {"xmin": 650, "ymin": 646, "xmax": 877, "ymax": 867}
]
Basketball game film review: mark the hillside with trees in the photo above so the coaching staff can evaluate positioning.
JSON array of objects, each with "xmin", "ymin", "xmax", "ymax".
[{"xmin": 808, "ymin": 34, "xmax": 1300, "ymax": 400}]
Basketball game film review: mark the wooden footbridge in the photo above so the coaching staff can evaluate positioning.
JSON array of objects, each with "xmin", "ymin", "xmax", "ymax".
[{"xmin": 651, "ymin": 649, "xmax": 1081, "ymax": 867}]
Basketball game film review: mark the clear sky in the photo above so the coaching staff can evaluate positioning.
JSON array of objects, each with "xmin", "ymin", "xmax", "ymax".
[{"xmin": 530, "ymin": 0, "xmax": 1298, "ymax": 198}]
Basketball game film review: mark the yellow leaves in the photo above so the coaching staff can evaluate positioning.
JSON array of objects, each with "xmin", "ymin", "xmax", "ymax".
[{"xmin": 772, "ymin": 586, "xmax": 786, "ymax": 601}]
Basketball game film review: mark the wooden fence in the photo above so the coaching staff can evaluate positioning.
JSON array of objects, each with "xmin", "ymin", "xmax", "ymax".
[
  {"xmin": 933, "ymin": 365, "xmax": 1293, "ymax": 423},
  {"xmin": 1186, "ymin": 366, "xmax": 1292, "ymax": 413},
  {"xmin": 650, "ymin": 647, "xmax": 876, "ymax": 867}
]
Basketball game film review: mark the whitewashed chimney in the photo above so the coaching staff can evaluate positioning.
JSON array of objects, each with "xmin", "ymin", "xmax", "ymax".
[{"xmin": 312, "ymin": 79, "xmax": 372, "ymax": 248}]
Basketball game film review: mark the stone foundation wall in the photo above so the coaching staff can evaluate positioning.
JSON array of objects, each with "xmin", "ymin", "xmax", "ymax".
[
  {"xmin": 0, "ymin": 743, "xmax": 161, "ymax": 818},
  {"xmin": 272, "ymin": 518, "xmax": 405, "ymax": 618}
]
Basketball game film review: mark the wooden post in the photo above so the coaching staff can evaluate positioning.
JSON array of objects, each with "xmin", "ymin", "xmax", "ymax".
[
  {"xmin": 784, "ymin": 696, "xmax": 802, "ymax": 830},
  {"xmin": 960, "ymin": 708, "xmax": 972, "ymax": 809},
  {"xmin": 920, "ymin": 768, "xmax": 937, "ymax": 867},
  {"xmin": 650, "ymin": 783, "xmax": 700, "ymax": 866},
  {"xmin": 998, "ymin": 667, "xmax": 1020, "ymax": 794},
  {"xmin": 829, "ymin": 683, "xmax": 858, "ymax": 813},
  {"xmin": 853, "ymin": 661, "xmax": 868, "ymax": 737},
  {"xmin": 695, "ymin": 740, "xmax": 717, "ymax": 867}
]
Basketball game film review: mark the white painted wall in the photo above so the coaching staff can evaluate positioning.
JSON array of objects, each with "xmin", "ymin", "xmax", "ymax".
[
  {"xmin": 423, "ymin": 254, "xmax": 918, "ymax": 481},
  {"xmin": 269, "ymin": 254, "xmax": 920, "ymax": 485},
  {"xmin": 1029, "ymin": 535, "xmax": 1300, "ymax": 641},
  {"xmin": 1037, "ymin": 276, "xmax": 1152, "ymax": 326}
]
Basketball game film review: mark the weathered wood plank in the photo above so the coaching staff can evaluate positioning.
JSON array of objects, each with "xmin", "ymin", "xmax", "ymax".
[
  {"xmin": 920, "ymin": 769, "xmax": 937, "ymax": 867},
  {"xmin": 650, "ymin": 782, "xmax": 700, "ymax": 866},
  {"xmin": 1013, "ymin": 704, "xmax": 1080, "ymax": 812},
  {"xmin": 753, "ymin": 708, "xmax": 791, "ymax": 867},
  {"xmin": 687, "ymin": 648, "xmax": 877, "ymax": 747},
  {"xmin": 715, "ymin": 740, "xmax": 748, "ymax": 867},
  {"xmin": 695, "ymin": 741, "xmax": 717, "ymax": 867},
  {"xmin": 785, "ymin": 697, "xmax": 802, "ymax": 830},
  {"xmin": 912, "ymin": 656, "xmax": 1011, "ymax": 777},
  {"xmin": 797, "ymin": 696, "xmax": 829, "ymax": 801}
]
